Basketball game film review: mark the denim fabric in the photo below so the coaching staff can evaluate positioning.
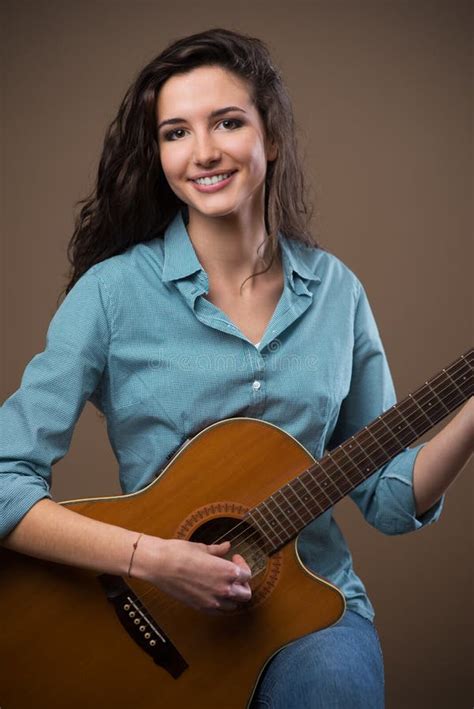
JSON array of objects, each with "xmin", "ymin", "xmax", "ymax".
[
  {"xmin": 0, "ymin": 206, "xmax": 443, "ymax": 621},
  {"xmin": 250, "ymin": 610, "xmax": 384, "ymax": 709}
]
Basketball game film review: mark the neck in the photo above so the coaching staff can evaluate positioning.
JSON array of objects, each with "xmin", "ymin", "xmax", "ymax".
[
  {"xmin": 186, "ymin": 201, "xmax": 274, "ymax": 285},
  {"xmin": 242, "ymin": 349, "xmax": 472, "ymax": 556}
]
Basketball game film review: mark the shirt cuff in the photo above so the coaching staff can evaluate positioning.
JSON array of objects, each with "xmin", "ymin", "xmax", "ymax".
[
  {"xmin": 0, "ymin": 473, "xmax": 52, "ymax": 538},
  {"xmin": 375, "ymin": 442, "xmax": 444, "ymax": 534}
]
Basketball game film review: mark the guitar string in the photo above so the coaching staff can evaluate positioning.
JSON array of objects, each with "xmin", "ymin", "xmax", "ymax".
[
  {"xmin": 220, "ymin": 360, "xmax": 473, "ymax": 554},
  {"xmin": 135, "ymin": 378, "xmax": 468, "ymax": 621},
  {"xmin": 242, "ymin": 361, "xmax": 474, "ymax": 549},
  {"xmin": 136, "ymin": 385, "xmax": 472, "ymax": 619},
  {"xmin": 131, "ymin": 357, "xmax": 472, "ymax": 613},
  {"xmin": 133, "ymin": 358, "xmax": 472, "ymax": 612},
  {"xmin": 134, "ymin": 358, "xmax": 472, "ymax": 616},
  {"xmin": 134, "ymin": 382, "xmax": 470, "ymax": 620},
  {"xmin": 131, "ymin": 366, "xmax": 474, "ymax": 612},
  {"xmin": 138, "ymin": 356, "xmax": 472, "ymax": 569}
]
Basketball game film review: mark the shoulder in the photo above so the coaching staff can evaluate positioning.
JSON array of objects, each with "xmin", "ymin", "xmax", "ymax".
[{"xmin": 79, "ymin": 238, "xmax": 165, "ymax": 298}]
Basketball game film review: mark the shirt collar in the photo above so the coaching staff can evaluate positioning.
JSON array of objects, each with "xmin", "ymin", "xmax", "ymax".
[
  {"xmin": 162, "ymin": 207, "xmax": 321, "ymax": 293},
  {"xmin": 279, "ymin": 233, "xmax": 322, "ymax": 293},
  {"xmin": 162, "ymin": 208, "xmax": 204, "ymax": 283}
]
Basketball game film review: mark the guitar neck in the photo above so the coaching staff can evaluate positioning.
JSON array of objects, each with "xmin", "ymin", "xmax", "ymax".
[{"xmin": 247, "ymin": 348, "xmax": 473, "ymax": 554}]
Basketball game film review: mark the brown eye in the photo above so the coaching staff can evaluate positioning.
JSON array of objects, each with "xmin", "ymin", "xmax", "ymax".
[
  {"xmin": 164, "ymin": 128, "xmax": 186, "ymax": 141},
  {"xmin": 219, "ymin": 119, "xmax": 243, "ymax": 130}
]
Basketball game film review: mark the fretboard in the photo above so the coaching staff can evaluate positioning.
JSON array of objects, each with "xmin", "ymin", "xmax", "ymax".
[{"xmin": 247, "ymin": 348, "xmax": 473, "ymax": 554}]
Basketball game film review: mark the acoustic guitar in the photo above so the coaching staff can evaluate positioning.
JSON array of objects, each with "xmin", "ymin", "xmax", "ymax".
[{"xmin": 0, "ymin": 349, "xmax": 472, "ymax": 708}]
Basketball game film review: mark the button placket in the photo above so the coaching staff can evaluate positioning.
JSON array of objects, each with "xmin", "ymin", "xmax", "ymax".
[{"xmin": 241, "ymin": 343, "xmax": 266, "ymax": 415}]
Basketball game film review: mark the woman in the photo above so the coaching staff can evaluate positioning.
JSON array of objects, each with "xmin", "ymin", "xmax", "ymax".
[{"xmin": 0, "ymin": 27, "xmax": 472, "ymax": 708}]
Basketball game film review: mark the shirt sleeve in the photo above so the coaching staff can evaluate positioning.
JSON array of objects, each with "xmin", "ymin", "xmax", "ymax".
[
  {"xmin": 327, "ymin": 279, "xmax": 444, "ymax": 535},
  {"xmin": 0, "ymin": 268, "xmax": 111, "ymax": 538}
]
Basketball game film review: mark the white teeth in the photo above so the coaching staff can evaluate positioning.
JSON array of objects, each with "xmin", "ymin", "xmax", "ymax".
[{"xmin": 194, "ymin": 172, "xmax": 233, "ymax": 185}]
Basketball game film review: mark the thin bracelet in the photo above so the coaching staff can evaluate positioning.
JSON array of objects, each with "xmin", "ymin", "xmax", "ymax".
[{"xmin": 127, "ymin": 532, "xmax": 143, "ymax": 578}]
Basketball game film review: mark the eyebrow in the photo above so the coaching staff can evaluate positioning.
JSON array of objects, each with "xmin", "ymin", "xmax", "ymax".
[{"xmin": 157, "ymin": 106, "xmax": 246, "ymax": 131}]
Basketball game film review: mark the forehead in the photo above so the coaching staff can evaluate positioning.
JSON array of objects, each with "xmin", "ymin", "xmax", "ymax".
[{"xmin": 156, "ymin": 65, "xmax": 254, "ymax": 119}]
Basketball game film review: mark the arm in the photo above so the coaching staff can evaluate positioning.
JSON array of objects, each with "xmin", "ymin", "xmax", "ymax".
[
  {"xmin": 2, "ymin": 498, "xmax": 251, "ymax": 612},
  {"xmin": 413, "ymin": 396, "xmax": 473, "ymax": 516},
  {"xmin": 1, "ymin": 268, "xmax": 250, "ymax": 611},
  {"xmin": 327, "ymin": 280, "xmax": 466, "ymax": 534}
]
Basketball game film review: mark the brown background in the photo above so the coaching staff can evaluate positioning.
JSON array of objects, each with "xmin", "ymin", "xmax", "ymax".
[{"xmin": 1, "ymin": 1, "xmax": 472, "ymax": 706}]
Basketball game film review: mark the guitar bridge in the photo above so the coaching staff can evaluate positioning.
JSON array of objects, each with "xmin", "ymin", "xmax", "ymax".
[{"xmin": 98, "ymin": 574, "xmax": 188, "ymax": 679}]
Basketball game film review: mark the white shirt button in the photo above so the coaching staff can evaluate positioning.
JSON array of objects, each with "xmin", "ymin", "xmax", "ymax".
[{"xmin": 252, "ymin": 380, "xmax": 261, "ymax": 391}]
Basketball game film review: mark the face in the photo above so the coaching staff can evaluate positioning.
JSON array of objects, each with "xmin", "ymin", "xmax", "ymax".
[{"xmin": 156, "ymin": 65, "xmax": 277, "ymax": 221}]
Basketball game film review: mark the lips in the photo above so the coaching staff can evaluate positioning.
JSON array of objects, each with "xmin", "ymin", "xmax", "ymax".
[
  {"xmin": 189, "ymin": 170, "xmax": 237, "ymax": 182},
  {"xmin": 189, "ymin": 170, "xmax": 238, "ymax": 193}
]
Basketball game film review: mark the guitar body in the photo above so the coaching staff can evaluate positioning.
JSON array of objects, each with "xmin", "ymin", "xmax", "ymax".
[{"xmin": 0, "ymin": 418, "xmax": 345, "ymax": 709}]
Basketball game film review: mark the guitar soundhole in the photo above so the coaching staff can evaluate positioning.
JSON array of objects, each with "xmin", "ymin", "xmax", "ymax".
[
  {"xmin": 189, "ymin": 517, "xmax": 268, "ymax": 576},
  {"xmin": 175, "ymin": 502, "xmax": 283, "ymax": 603}
]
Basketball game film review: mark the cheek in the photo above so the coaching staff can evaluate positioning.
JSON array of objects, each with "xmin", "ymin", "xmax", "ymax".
[
  {"xmin": 247, "ymin": 141, "xmax": 269, "ymax": 178},
  {"xmin": 159, "ymin": 144, "xmax": 188, "ymax": 182}
]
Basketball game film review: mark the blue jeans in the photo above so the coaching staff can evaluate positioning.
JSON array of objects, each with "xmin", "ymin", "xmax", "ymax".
[{"xmin": 249, "ymin": 610, "xmax": 385, "ymax": 709}]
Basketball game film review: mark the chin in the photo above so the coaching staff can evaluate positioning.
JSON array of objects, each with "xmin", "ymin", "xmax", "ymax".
[{"xmin": 187, "ymin": 201, "xmax": 240, "ymax": 219}]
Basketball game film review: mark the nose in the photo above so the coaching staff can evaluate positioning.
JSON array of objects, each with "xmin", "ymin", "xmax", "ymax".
[{"xmin": 192, "ymin": 130, "xmax": 221, "ymax": 167}]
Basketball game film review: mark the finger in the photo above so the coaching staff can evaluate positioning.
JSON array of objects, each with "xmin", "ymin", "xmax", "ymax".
[
  {"xmin": 231, "ymin": 556, "xmax": 252, "ymax": 582},
  {"xmin": 206, "ymin": 598, "xmax": 238, "ymax": 614},
  {"xmin": 206, "ymin": 540, "xmax": 231, "ymax": 556},
  {"xmin": 229, "ymin": 582, "xmax": 252, "ymax": 602},
  {"xmin": 232, "ymin": 553, "xmax": 252, "ymax": 574}
]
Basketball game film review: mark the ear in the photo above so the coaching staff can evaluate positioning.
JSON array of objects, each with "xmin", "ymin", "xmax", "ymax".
[{"xmin": 266, "ymin": 137, "xmax": 278, "ymax": 162}]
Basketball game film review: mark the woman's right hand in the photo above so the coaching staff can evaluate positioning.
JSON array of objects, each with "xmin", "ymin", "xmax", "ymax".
[{"xmin": 132, "ymin": 536, "xmax": 252, "ymax": 614}]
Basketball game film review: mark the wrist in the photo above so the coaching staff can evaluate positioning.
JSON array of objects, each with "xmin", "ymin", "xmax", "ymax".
[
  {"xmin": 127, "ymin": 532, "xmax": 143, "ymax": 578},
  {"xmin": 127, "ymin": 533, "xmax": 167, "ymax": 584}
]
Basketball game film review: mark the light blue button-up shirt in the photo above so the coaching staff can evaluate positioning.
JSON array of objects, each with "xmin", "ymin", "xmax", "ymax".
[{"xmin": 0, "ymin": 207, "xmax": 443, "ymax": 620}]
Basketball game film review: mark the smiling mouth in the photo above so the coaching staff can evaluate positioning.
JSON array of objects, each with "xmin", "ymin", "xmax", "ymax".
[{"xmin": 191, "ymin": 171, "xmax": 237, "ymax": 185}]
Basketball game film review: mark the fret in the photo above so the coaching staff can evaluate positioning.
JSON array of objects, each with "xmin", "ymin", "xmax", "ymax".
[
  {"xmin": 307, "ymin": 463, "xmax": 336, "ymax": 504},
  {"xmin": 408, "ymin": 392, "xmax": 434, "ymax": 426},
  {"xmin": 363, "ymin": 425, "xmax": 391, "ymax": 465},
  {"xmin": 314, "ymin": 453, "xmax": 341, "ymax": 505},
  {"xmin": 426, "ymin": 382, "xmax": 466, "ymax": 421},
  {"xmin": 251, "ymin": 349, "xmax": 472, "ymax": 555},
  {"xmin": 374, "ymin": 416, "xmax": 403, "ymax": 454},
  {"xmin": 323, "ymin": 446, "xmax": 353, "ymax": 486},
  {"xmin": 298, "ymin": 473, "xmax": 326, "ymax": 514},
  {"xmin": 424, "ymin": 381, "xmax": 450, "ymax": 415},
  {"xmin": 382, "ymin": 407, "xmax": 413, "ymax": 447},
  {"xmin": 284, "ymin": 482, "xmax": 313, "ymax": 524},
  {"xmin": 263, "ymin": 495, "xmax": 286, "ymax": 539},
  {"xmin": 443, "ymin": 368, "xmax": 466, "ymax": 398},
  {"xmin": 432, "ymin": 389, "xmax": 466, "ymax": 418},
  {"xmin": 273, "ymin": 489, "xmax": 303, "ymax": 532},
  {"xmin": 340, "ymin": 437, "xmax": 372, "ymax": 480},
  {"xmin": 459, "ymin": 355, "xmax": 472, "ymax": 385},
  {"xmin": 249, "ymin": 506, "xmax": 280, "ymax": 550},
  {"xmin": 260, "ymin": 501, "xmax": 286, "ymax": 545},
  {"xmin": 346, "ymin": 435, "xmax": 379, "ymax": 476},
  {"xmin": 325, "ymin": 448, "xmax": 353, "ymax": 487},
  {"xmin": 391, "ymin": 402, "xmax": 418, "ymax": 438},
  {"xmin": 447, "ymin": 357, "xmax": 470, "ymax": 380},
  {"xmin": 291, "ymin": 477, "xmax": 319, "ymax": 519},
  {"xmin": 353, "ymin": 426, "xmax": 374, "ymax": 453},
  {"xmin": 424, "ymin": 362, "xmax": 465, "ymax": 402},
  {"xmin": 353, "ymin": 426, "xmax": 384, "ymax": 467},
  {"xmin": 336, "ymin": 442, "xmax": 366, "ymax": 486},
  {"xmin": 246, "ymin": 511, "xmax": 273, "ymax": 553}
]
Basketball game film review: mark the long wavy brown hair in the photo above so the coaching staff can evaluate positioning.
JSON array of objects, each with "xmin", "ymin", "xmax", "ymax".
[{"xmin": 61, "ymin": 27, "xmax": 317, "ymax": 300}]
